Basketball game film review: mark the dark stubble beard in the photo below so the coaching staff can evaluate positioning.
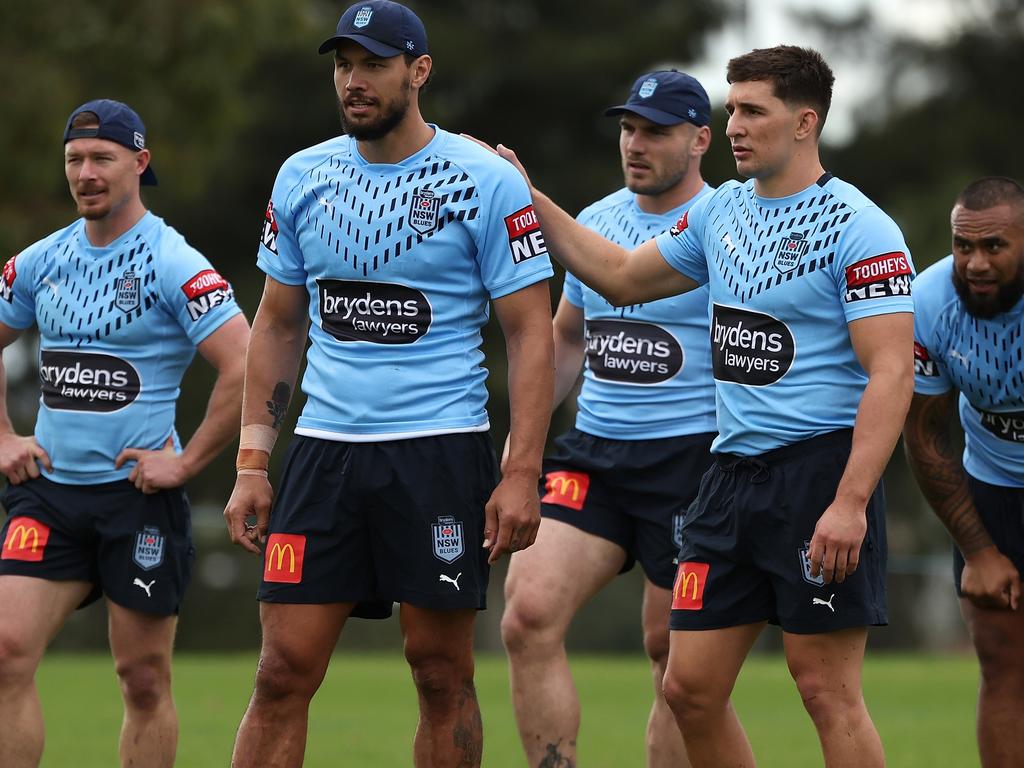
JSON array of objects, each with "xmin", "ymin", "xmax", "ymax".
[
  {"xmin": 338, "ymin": 76, "xmax": 411, "ymax": 142},
  {"xmin": 952, "ymin": 259, "xmax": 1024, "ymax": 319}
]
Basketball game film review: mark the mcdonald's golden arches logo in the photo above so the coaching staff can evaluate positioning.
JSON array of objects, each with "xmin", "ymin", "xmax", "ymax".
[
  {"xmin": 672, "ymin": 561, "xmax": 709, "ymax": 610},
  {"xmin": 264, "ymin": 533, "xmax": 306, "ymax": 584},
  {"xmin": 2, "ymin": 517, "xmax": 51, "ymax": 562},
  {"xmin": 541, "ymin": 470, "xmax": 590, "ymax": 511}
]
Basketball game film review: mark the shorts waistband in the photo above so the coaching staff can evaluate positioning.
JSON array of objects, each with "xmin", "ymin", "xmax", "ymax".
[{"xmin": 715, "ymin": 429, "xmax": 853, "ymax": 483}]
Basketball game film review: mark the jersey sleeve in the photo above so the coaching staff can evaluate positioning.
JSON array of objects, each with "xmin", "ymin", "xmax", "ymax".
[
  {"xmin": 653, "ymin": 193, "xmax": 711, "ymax": 285},
  {"xmin": 159, "ymin": 237, "xmax": 243, "ymax": 345},
  {"xmin": 835, "ymin": 206, "xmax": 915, "ymax": 323},
  {"xmin": 256, "ymin": 160, "xmax": 307, "ymax": 286},
  {"xmin": 562, "ymin": 271, "xmax": 584, "ymax": 308},
  {"xmin": 472, "ymin": 160, "xmax": 553, "ymax": 299},
  {"xmin": 911, "ymin": 264, "xmax": 953, "ymax": 395},
  {"xmin": 0, "ymin": 250, "xmax": 37, "ymax": 329}
]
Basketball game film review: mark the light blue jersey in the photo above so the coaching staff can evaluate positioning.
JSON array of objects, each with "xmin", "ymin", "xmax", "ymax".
[
  {"xmin": 566, "ymin": 186, "xmax": 716, "ymax": 440},
  {"xmin": 655, "ymin": 175, "xmax": 914, "ymax": 455},
  {"xmin": 912, "ymin": 256, "xmax": 1024, "ymax": 487},
  {"xmin": 0, "ymin": 212, "xmax": 242, "ymax": 484},
  {"xmin": 258, "ymin": 128, "xmax": 553, "ymax": 440}
]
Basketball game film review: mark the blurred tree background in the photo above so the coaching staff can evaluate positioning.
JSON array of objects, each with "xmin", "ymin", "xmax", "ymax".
[{"xmin": 1, "ymin": 0, "xmax": 1020, "ymax": 651}]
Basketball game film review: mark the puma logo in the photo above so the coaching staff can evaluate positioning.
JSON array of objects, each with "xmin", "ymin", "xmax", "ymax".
[
  {"xmin": 812, "ymin": 594, "xmax": 835, "ymax": 612},
  {"xmin": 439, "ymin": 573, "xmax": 462, "ymax": 592},
  {"xmin": 133, "ymin": 578, "xmax": 155, "ymax": 598}
]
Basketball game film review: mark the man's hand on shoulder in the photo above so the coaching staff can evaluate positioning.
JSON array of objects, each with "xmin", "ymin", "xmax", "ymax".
[{"xmin": 0, "ymin": 432, "xmax": 52, "ymax": 484}]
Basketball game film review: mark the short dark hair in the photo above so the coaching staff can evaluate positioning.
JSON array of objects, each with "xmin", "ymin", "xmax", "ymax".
[
  {"xmin": 726, "ymin": 46, "xmax": 834, "ymax": 135},
  {"xmin": 955, "ymin": 176, "xmax": 1024, "ymax": 211},
  {"xmin": 69, "ymin": 111, "xmax": 100, "ymax": 131}
]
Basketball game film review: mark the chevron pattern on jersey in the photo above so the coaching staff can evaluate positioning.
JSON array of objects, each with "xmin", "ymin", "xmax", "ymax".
[
  {"xmin": 585, "ymin": 203, "xmax": 654, "ymax": 317},
  {"xmin": 939, "ymin": 311, "xmax": 1024, "ymax": 407},
  {"xmin": 714, "ymin": 188, "xmax": 853, "ymax": 303},
  {"xmin": 298, "ymin": 157, "xmax": 480, "ymax": 277},
  {"xmin": 38, "ymin": 234, "xmax": 158, "ymax": 347}
]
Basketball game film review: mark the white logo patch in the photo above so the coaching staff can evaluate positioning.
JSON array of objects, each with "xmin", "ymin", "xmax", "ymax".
[
  {"xmin": 638, "ymin": 78, "xmax": 658, "ymax": 98},
  {"xmin": 432, "ymin": 516, "xmax": 464, "ymax": 563},
  {"xmin": 798, "ymin": 540, "xmax": 825, "ymax": 586},
  {"xmin": 812, "ymin": 594, "xmax": 836, "ymax": 612},
  {"xmin": 354, "ymin": 7, "xmax": 373, "ymax": 27},
  {"xmin": 133, "ymin": 578, "xmax": 155, "ymax": 598},
  {"xmin": 439, "ymin": 573, "xmax": 462, "ymax": 591}
]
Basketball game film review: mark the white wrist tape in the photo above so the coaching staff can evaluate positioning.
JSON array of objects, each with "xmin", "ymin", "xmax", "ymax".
[{"xmin": 239, "ymin": 424, "xmax": 279, "ymax": 454}]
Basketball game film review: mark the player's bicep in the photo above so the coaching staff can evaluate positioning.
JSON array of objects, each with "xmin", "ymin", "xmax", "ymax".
[
  {"xmin": 493, "ymin": 281, "xmax": 554, "ymax": 342},
  {"xmin": 552, "ymin": 294, "xmax": 584, "ymax": 348},
  {"xmin": 196, "ymin": 314, "xmax": 251, "ymax": 373},
  {"xmin": 904, "ymin": 390, "xmax": 958, "ymax": 452},
  {"xmin": 848, "ymin": 312, "xmax": 914, "ymax": 378}
]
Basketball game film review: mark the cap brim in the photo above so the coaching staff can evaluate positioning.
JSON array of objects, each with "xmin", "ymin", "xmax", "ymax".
[
  {"xmin": 318, "ymin": 34, "xmax": 403, "ymax": 57},
  {"xmin": 603, "ymin": 105, "xmax": 691, "ymax": 126}
]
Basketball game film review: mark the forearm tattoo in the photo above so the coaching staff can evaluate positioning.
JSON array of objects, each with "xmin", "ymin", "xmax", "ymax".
[
  {"xmin": 266, "ymin": 382, "xmax": 291, "ymax": 429},
  {"xmin": 904, "ymin": 394, "xmax": 993, "ymax": 554}
]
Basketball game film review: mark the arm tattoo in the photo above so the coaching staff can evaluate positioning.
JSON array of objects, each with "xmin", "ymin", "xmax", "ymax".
[
  {"xmin": 266, "ymin": 382, "xmax": 291, "ymax": 430},
  {"xmin": 903, "ymin": 392, "xmax": 993, "ymax": 554}
]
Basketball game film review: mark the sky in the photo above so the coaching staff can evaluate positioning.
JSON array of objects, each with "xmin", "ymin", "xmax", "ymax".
[{"xmin": 683, "ymin": 0, "xmax": 963, "ymax": 144}]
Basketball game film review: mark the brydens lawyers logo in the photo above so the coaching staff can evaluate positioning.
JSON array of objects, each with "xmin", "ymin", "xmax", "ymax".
[
  {"xmin": 181, "ymin": 269, "xmax": 232, "ymax": 322},
  {"xmin": 133, "ymin": 526, "xmax": 165, "ymax": 571},
  {"xmin": 669, "ymin": 211, "xmax": 688, "ymax": 237},
  {"xmin": 913, "ymin": 341, "xmax": 938, "ymax": 377},
  {"xmin": 317, "ymin": 279, "xmax": 432, "ymax": 344},
  {"xmin": 584, "ymin": 319, "xmax": 683, "ymax": 385},
  {"xmin": 39, "ymin": 350, "xmax": 141, "ymax": 412},
  {"xmin": 844, "ymin": 252, "xmax": 912, "ymax": 303},
  {"xmin": 409, "ymin": 187, "xmax": 440, "ymax": 235},
  {"xmin": 1, "ymin": 254, "xmax": 17, "ymax": 303},
  {"xmin": 505, "ymin": 205, "xmax": 546, "ymax": 264},
  {"xmin": 264, "ymin": 534, "xmax": 306, "ymax": 584},
  {"xmin": 541, "ymin": 471, "xmax": 590, "ymax": 511},
  {"xmin": 2, "ymin": 517, "xmax": 50, "ymax": 562},
  {"xmin": 979, "ymin": 409, "xmax": 1024, "ymax": 444},
  {"xmin": 711, "ymin": 304, "xmax": 795, "ymax": 386},
  {"xmin": 773, "ymin": 231, "xmax": 809, "ymax": 274},
  {"xmin": 432, "ymin": 516, "xmax": 465, "ymax": 564},
  {"xmin": 262, "ymin": 200, "xmax": 279, "ymax": 254},
  {"xmin": 672, "ymin": 561, "xmax": 709, "ymax": 610}
]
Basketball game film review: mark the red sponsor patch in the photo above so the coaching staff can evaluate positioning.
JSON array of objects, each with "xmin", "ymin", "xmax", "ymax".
[
  {"xmin": 669, "ymin": 210, "xmax": 689, "ymax": 236},
  {"xmin": 845, "ymin": 252, "xmax": 911, "ymax": 287},
  {"xmin": 541, "ymin": 470, "xmax": 590, "ymax": 511},
  {"xmin": 264, "ymin": 534, "xmax": 306, "ymax": 584},
  {"xmin": 504, "ymin": 205, "xmax": 540, "ymax": 238},
  {"xmin": 1, "ymin": 254, "xmax": 17, "ymax": 303},
  {"xmin": 913, "ymin": 341, "xmax": 938, "ymax": 377},
  {"xmin": 671, "ymin": 561, "xmax": 709, "ymax": 610},
  {"xmin": 2, "ymin": 517, "xmax": 50, "ymax": 562},
  {"xmin": 181, "ymin": 269, "xmax": 228, "ymax": 300},
  {"xmin": 504, "ymin": 205, "xmax": 546, "ymax": 264},
  {"xmin": 262, "ymin": 200, "xmax": 279, "ymax": 254}
]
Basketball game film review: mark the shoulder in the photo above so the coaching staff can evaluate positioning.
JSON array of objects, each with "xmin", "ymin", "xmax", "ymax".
[
  {"xmin": 821, "ymin": 177, "xmax": 897, "ymax": 223},
  {"xmin": 577, "ymin": 188, "xmax": 632, "ymax": 225},
  {"xmin": 913, "ymin": 255, "xmax": 955, "ymax": 302},
  {"xmin": 13, "ymin": 221, "xmax": 79, "ymax": 268},
  {"xmin": 435, "ymin": 132, "xmax": 529, "ymax": 189},
  {"xmin": 275, "ymin": 136, "xmax": 353, "ymax": 198}
]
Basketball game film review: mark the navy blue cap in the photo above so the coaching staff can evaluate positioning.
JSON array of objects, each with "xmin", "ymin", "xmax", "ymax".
[
  {"xmin": 63, "ymin": 99, "xmax": 157, "ymax": 186},
  {"xmin": 604, "ymin": 70, "xmax": 711, "ymax": 127},
  {"xmin": 318, "ymin": 0, "xmax": 428, "ymax": 58}
]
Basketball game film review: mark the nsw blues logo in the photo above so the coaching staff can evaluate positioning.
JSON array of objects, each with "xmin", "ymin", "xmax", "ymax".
[
  {"xmin": 773, "ymin": 231, "xmax": 809, "ymax": 274},
  {"xmin": 133, "ymin": 526, "xmax": 165, "ymax": 571},
  {"xmin": 638, "ymin": 77, "xmax": 658, "ymax": 98},
  {"xmin": 432, "ymin": 515, "xmax": 464, "ymax": 564},
  {"xmin": 409, "ymin": 188, "xmax": 440, "ymax": 235},
  {"xmin": 114, "ymin": 270, "xmax": 141, "ymax": 313},
  {"xmin": 354, "ymin": 6, "xmax": 373, "ymax": 27},
  {"xmin": 798, "ymin": 540, "xmax": 824, "ymax": 587}
]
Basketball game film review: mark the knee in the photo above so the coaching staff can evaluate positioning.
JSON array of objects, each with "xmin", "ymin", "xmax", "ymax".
[
  {"xmin": 643, "ymin": 626, "xmax": 670, "ymax": 674},
  {"xmin": 405, "ymin": 645, "xmax": 473, "ymax": 706},
  {"xmin": 0, "ymin": 632, "xmax": 39, "ymax": 687},
  {"xmin": 500, "ymin": 592, "xmax": 563, "ymax": 656},
  {"xmin": 116, "ymin": 655, "xmax": 171, "ymax": 713},
  {"xmin": 251, "ymin": 649, "xmax": 323, "ymax": 705},
  {"xmin": 662, "ymin": 667, "xmax": 724, "ymax": 726},
  {"xmin": 790, "ymin": 667, "xmax": 860, "ymax": 728}
]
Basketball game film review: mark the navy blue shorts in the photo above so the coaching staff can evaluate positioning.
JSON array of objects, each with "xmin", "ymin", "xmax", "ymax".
[
  {"xmin": 540, "ymin": 428, "xmax": 716, "ymax": 589},
  {"xmin": 258, "ymin": 433, "xmax": 498, "ymax": 619},
  {"xmin": 954, "ymin": 476, "xmax": 1024, "ymax": 595},
  {"xmin": 0, "ymin": 477, "xmax": 194, "ymax": 615},
  {"xmin": 669, "ymin": 429, "xmax": 887, "ymax": 634}
]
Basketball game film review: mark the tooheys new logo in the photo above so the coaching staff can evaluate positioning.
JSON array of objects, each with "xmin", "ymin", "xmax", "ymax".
[
  {"xmin": 584, "ymin": 319, "xmax": 683, "ymax": 384},
  {"xmin": 978, "ymin": 408, "xmax": 1024, "ymax": 443},
  {"xmin": 711, "ymin": 304, "xmax": 795, "ymax": 385},
  {"xmin": 1, "ymin": 254, "xmax": 17, "ymax": 303},
  {"xmin": 844, "ymin": 252, "xmax": 912, "ymax": 302},
  {"xmin": 317, "ymin": 279, "xmax": 432, "ymax": 344},
  {"xmin": 504, "ymin": 205, "xmax": 546, "ymax": 264},
  {"xmin": 39, "ymin": 350, "xmax": 141, "ymax": 412},
  {"xmin": 182, "ymin": 269, "xmax": 233, "ymax": 322},
  {"xmin": 913, "ymin": 342, "xmax": 938, "ymax": 377}
]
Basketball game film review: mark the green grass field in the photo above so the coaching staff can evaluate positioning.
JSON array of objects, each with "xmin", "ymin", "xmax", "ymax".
[{"xmin": 38, "ymin": 652, "xmax": 979, "ymax": 767}]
